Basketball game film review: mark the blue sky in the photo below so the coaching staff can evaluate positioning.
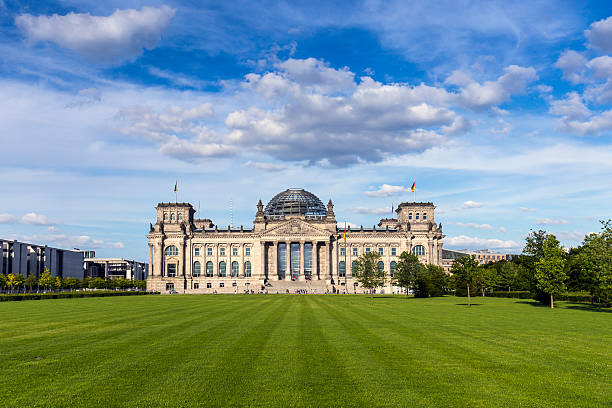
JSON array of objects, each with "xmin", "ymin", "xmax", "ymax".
[{"xmin": 1, "ymin": 0, "xmax": 611, "ymax": 261}]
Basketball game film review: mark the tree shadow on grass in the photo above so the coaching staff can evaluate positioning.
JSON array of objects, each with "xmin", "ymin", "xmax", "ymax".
[
  {"xmin": 455, "ymin": 303, "xmax": 483, "ymax": 306},
  {"xmin": 564, "ymin": 303, "xmax": 612, "ymax": 313},
  {"xmin": 515, "ymin": 301, "xmax": 547, "ymax": 307}
]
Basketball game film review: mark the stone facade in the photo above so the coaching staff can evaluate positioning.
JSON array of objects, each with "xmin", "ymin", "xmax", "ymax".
[{"xmin": 146, "ymin": 188, "xmax": 444, "ymax": 294}]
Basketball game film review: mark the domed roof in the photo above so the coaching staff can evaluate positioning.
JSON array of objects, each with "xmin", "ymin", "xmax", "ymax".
[{"xmin": 264, "ymin": 188, "xmax": 327, "ymax": 218}]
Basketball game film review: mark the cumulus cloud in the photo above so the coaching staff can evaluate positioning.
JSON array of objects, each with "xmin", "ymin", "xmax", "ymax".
[
  {"xmin": 364, "ymin": 184, "xmax": 410, "ymax": 197},
  {"xmin": 444, "ymin": 235, "xmax": 521, "ymax": 249},
  {"xmin": 350, "ymin": 207, "xmax": 392, "ymax": 215},
  {"xmin": 16, "ymin": 6, "xmax": 175, "ymax": 63},
  {"xmin": 547, "ymin": 92, "xmax": 612, "ymax": 135},
  {"xmin": 275, "ymin": 58, "xmax": 355, "ymax": 93},
  {"xmin": 536, "ymin": 218, "xmax": 570, "ymax": 225},
  {"xmin": 446, "ymin": 65, "xmax": 538, "ymax": 110},
  {"xmin": 242, "ymin": 161, "xmax": 287, "ymax": 171},
  {"xmin": 556, "ymin": 231, "xmax": 585, "ymax": 241},
  {"xmin": 456, "ymin": 222, "xmax": 493, "ymax": 230},
  {"xmin": 21, "ymin": 212, "xmax": 51, "ymax": 225},
  {"xmin": 585, "ymin": 16, "xmax": 612, "ymax": 53},
  {"xmin": 463, "ymin": 200, "xmax": 484, "ymax": 209},
  {"xmin": 554, "ymin": 50, "xmax": 588, "ymax": 84},
  {"xmin": 0, "ymin": 213, "xmax": 17, "ymax": 223}
]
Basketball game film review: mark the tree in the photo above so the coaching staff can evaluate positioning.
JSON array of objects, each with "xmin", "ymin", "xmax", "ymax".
[
  {"xmin": 534, "ymin": 234, "xmax": 567, "ymax": 309},
  {"xmin": 499, "ymin": 261, "xmax": 520, "ymax": 292},
  {"xmin": 7, "ymin": 273, "xmax": 25, "ymax": 293},
  {"xmin": 580, "ymin": 220, "xmax": 612, "ymax": 309},
  {"xmin": 24, "ymin": 274, "xmax": 38, "ymax": 293},
  {"xmin": 89, "ymin": 277, "xmax": 106, "ymax": 289},
  {"xmin": 393, "ymin": 252, "xmax": 424, "ymax": 296},
  {"xmin": 451, "ymin": 255, "xmax": 479, "ymax": 307},
  {"xmin": 0, "ymin": 274, "xmax": 7, "ymax": 291},
  {"xmin": 54, "ymin": 276, "xmax": 62, "ymax": 290},
  {"xmin": 39, "ymin": 269, "xmax": 55, "ymax": 291},
  {"xmin": 63, "ymin": 277, "xmax": 80, "ymax": 290},
  {"xmin": 355, "ymin": 251, "xmax": 385, "ymax": 297},
  {"xmin": 426, "ymin": 264, "xmax": 448, "ymax": 297}
]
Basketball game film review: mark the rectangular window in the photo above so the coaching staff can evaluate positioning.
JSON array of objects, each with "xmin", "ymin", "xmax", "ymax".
[
  {"xmin": 378, "ymin": 247, "xmax": 383, "ymax": 255},
  {"xmin": 194, "ymin": 282, "xmax": 199, "ymax": 289},
  {"xmin": 245, "ymin": 247, "xmax": 251, "ymax": 256},
  {"xmin": 165, "ymin": 283, "xmax": 174, "ymax": 291},
  {"xmin": 232, "ymin": 247, "xmax": 238, "ymax": 256},
  {"xmin": 207, "ymin": 247, "xmax": 212, "ymax": 256},
  {"xmin": 277, "ymin": 243, "xmax": 286, "ymax": 279},
  {"xmin": 220, "ymin": 247, "xmax": 225, "ymax": 256},
  {"xmin": 340, "ymin": 247, "xmax": 345, "ymax": 256},
  {"xmin": 232, "ymin": 282, "xmax": 237, "ymax": 287},
  {"xmin": 220, "ymin": 282, "xmax": 225, "ymax": 288},
  {"xmin": 423, "ymin": 213, "xmax": 427, "ymax": 220},
  {"xmin": 352, "ymin": 247, "xmax": 358, "ymax": 256},
  {"xmin": 391, "ymin": 247, "xmax": 397, "ymax": 256},
  {"xmin": 365, "ymin": 247, "xmax": 370, "ymax": 253},
  {"xmin": 416, "ymin": 213, "xmax": 420, "ymax": 220},
  {"xmin": 194, "ymin": 247, "xmax": 200, "ymax": 256},
  {"xmin": 206, "ymin": 282, "xmax": 212, "ymax": 288},
  {"xmin": 167, "ymin": 263, "xmax": 176, "ymax": 277}
]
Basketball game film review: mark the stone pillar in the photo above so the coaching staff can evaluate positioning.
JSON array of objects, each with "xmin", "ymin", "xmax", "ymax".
[
  {"xmin": 148, "ymin": 245, "xmax": 153, "ymax": 276},
  {"xmin": 259, "ymin": 241, "xmax": 266, "ymax": 280},
  {"xmin": 331, "ymin": 239, "xmax": 338, "ymax": 283},
  {"xmin": 155, "ymin": 241, "xmax": 163, "ymax": 277},
  {"xmin": 428, "ymin": 241, "xmax": 434, "ymax": 265},
  {"xmin": 312, "ymin": 241, "xmax": 318, "ymax": 280},
  {"xmin": 322, "ymin": 241, "xmax": 328, "ymax": 281},
  {"xmin": 298, "ymin": 241, "xmax": 305, "ymax": 281},
  {"xmin": 285, "ymin": 241, "xmax": 291, "ymax": 281},
  {"xmin": 270, "ymin": 241, "xmax": 276, "ymax": 280},
  {"xmin": 240, "ymin": 243, "xmax": 245, "ymax": 278},
  {"xmin": 214, "ymin": 244, "xmax": 219, "ymax": 277}
]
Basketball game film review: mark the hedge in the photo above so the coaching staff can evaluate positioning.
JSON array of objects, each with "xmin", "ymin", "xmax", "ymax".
[{"xmin": 0, "ymin": 291, "xmax": 159, "ymax": 302}]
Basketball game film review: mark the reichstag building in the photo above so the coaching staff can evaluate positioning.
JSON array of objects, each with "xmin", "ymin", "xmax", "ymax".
[{"xmin": 147, "ymin": 188, "xmax": 444, "ymax": 293}]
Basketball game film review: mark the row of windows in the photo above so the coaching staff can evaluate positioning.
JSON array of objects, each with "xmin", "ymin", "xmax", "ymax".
[
  {"xmin": 408, "ymin": 212, "xmax": 427, "ymax": 221},
  {"xmin": 338, "ymin": 261, "xmax": 398, "ymax": 277},
  {"xmin": 163, "ymin": 212, "xmax": 183, "ymax": 222},
  {"xmin": 175, "ymin": 261, "xmax": 252, "ymax": 278},
  {"xmin": 340, "ymin": 247, "xmax": 399, "ymax": 257},
  {"xmin": 338, "ymin": 245, "xmax": 426, "ymax": 257},
  {"xmin": 165, "ymin": 245, "xmax": 251, "ymax": 257}
]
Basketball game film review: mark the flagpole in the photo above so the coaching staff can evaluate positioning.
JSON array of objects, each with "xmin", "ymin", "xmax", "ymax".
[{"xmin": 344, "ymin": 221, "xmax": 347, "ymax": 294}]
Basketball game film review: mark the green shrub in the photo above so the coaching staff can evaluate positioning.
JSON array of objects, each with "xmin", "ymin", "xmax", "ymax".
[{"xmin": 0, "ymin": 291, "xmax": 158, "ymax": 302}]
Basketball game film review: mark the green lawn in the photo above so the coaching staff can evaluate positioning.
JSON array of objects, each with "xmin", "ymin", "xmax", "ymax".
[{"xmin": 0, "ymin": 295, "xmax": 610, "ymax": 407}]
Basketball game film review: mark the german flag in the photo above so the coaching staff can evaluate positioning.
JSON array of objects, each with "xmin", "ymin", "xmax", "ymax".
[{"xmin": 410, "ymin": 181, "xmax": 415, "ymax": 192}]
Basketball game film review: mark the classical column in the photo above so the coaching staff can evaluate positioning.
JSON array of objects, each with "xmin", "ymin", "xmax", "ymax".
[
  {"xmin": 322, "ymin": 241, "xmax": 328, "ymax": 281},
  {"xmin": 331, "ymin": 239, "xmax": 338, "ymax": 284},
  {"xmin": 240, "ymin": 243, "xmax": 245, "ymax": 278},
  {"xmin": 312, "ymin": 241, "xmax": 318, "ymax": 280},
  {"xmin": 148, "ymin": 245, "xmax": 153, "ymax": 276},
  {"xmin": 428, "ymin": 241, "xmax": 434, "ymax": 264},
  {"xmin": 259, "ymin": 241, "xmax": 266, "ymax": 280},
  {"xmin": 270, "ymin": 241, "xmax": 277, "ymax": 280},
  {"xmin": 155, "ymin": 241, "xmax": 163, "ymax": 277},
  {"xmin": 299, "ymin": 241, "xmax": 305, "ymax": 281},
  {"xmin": 285, "ymin": 241, "xmax": 291, "ymax": 281},
  {"xmin": 214, "ymin": 244, "xmax": 219, "ymax": 277}
]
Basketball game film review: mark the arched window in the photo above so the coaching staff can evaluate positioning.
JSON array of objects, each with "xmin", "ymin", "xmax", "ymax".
[
  {"xmin": 231, "ymin": 261, "xmax": 239, "ymax": 277},
  {"xmin": 206, "ymin": 261, "xmax": 213, "ymax": 277},
  {"xmin": 163, "ymin": 212, "xmax": 168, "ymax": 221},
  {"xmin": 193, "ymin": 261, "xmax": 201, "ymax": 277},
  {"xmin": 178, "ymin": 213, "xmax": 183, "ymax": 221},
  {"xmin": 422, "ymin": 213, "xmax": 427, "ymax": 220},
  {"xmin": 412, "ymin": 245, "xmax": 425, "ymax": 256},
  {"xmin": 171, "ymin": 213, "xmax": 176, "ymax": 221},
  {"xmin": 219, "ymin": 261, "xmax": 226, "ymax": 277},
  {"xmin": 339, "ymin": 261, "xmax": 346, "ymax": 277},
  {"xmin": 415, "ymin": 213, "xmax": 420, "ymax": 220},
  {"xmin": 409, "ymin": 212, "xmax": 413, "ymax": 220},
  {"xmin": 351, "ymin": 260, "xmax": 358, "ymax": 276},
  {"xmin": 244, "ymin": 261, "xmax": 252, "ymax": 277},
  {"xmin": 378, "ymin": 261, "xmax": 384, "ymax": 273},
  {"xmin": 165, "ymin": 246, "xmax": 178, "ymax": 256},
  {"xmin": 390, "ymin": 261, "xmax": 396, "ymax": 277}
]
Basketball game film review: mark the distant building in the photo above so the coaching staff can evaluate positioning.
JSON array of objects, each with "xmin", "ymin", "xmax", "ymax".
[
  {"xmin": 83, "ymin": 252, "xmax": 148, "ymax": 281},
  {"xmin": 441, "ymin": 248, "xmax": 515, "ymax": 272},
  {"xmin": 0, "ymin": 239, "xmax": 83, "ymax": 279}
]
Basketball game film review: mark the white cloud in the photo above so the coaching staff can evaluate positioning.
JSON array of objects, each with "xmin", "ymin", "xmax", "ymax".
[
  {"xmin": 21, "ymin": 212, "xmax": 51, "ymax": 225},
  {"xmin": 585, "ymin": 16, "xmax": 612, "ymax": 53},
  {"xmin": 0, "ymin": 213, "xmax": 17, "ymax": 224},
  {"xmin": 519, "ymin": 207, "xmax": 537, "ymax": 212},
  {"xmin": 554, "ymin": 50, "xmax": 588, "ymax": 84},
  {"xmin": 463, "ymin": 200, "xmax": 484, "ymax": 209},
  {"xmin": 555, "ymin": 231, "xmax": 585, "ymax": 241},
  {"xmin": 275, "ymin": 58, "xmax": 355, "ymax": 93},
  {"xmin": 364, "ymin": 184, "xmax": 410, "ymax": 197},
  {"xmin": 586, "ymin": 56, "xmax": 612, "ymax": 79},
  {"xmin": 536, "ymin": 218, "xmax": 570, "ymax": 225},
  {"xmin": 446, "ymin": 65, "xmax": 538, "ymax": 110},
  {"xmin": 242, "ymin": 161, "xmax": 287, "ymax": 171},
  {"xmin": 456, "ymin": 222, "xmax": 493, "ymax": 230},
  {"xmin": 47, "ymin": 226, "xmax": 58, "ymax": 233},
  {"xmin": 444, "ymin": 235, "xmax": 521, "ymax": 249},
  {"xmin": 490, "ymin": 119, "xmax": 511, "ymax": 135},
  {"xmin": 350, "ymin": 207, "xmax": 392, "ymax": 215},
  {"xmin": 499, "ymin": 227, "xmax": 507, "ymax": 233},
  {"xmin": 16, "ymin": 6, "xmax": 175, "ymax": 63}
]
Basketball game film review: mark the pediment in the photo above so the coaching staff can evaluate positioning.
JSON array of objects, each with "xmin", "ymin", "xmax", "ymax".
[{"xmin": 261, "ymin": 219, "xmax": 331, "ymax": 238}]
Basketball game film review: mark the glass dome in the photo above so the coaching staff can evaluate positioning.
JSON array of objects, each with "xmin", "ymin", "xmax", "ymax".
[{"xmin": 264, "ymin": 188, "xmax": 327, "ymax": 218}]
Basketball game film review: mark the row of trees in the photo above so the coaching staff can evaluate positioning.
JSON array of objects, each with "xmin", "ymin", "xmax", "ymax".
[
  {"xmin": 0, "ymin": 269, "xmax": 146, "ymax": 293},
  {"xmin": 353, "ymin": 219, "xmax": 611, "ymax": 309},
  {"xmin": 446, "ymin": 220, "xmax": 611, "ymax": 309}
]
